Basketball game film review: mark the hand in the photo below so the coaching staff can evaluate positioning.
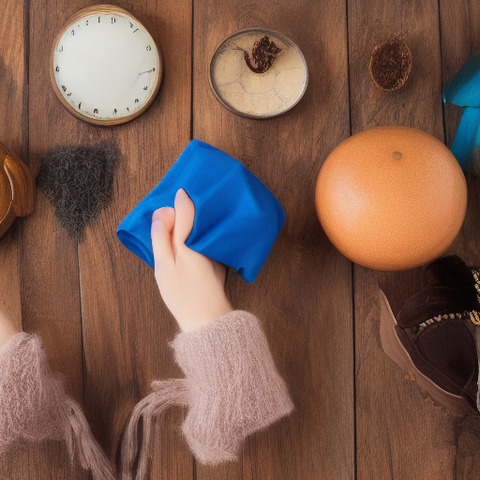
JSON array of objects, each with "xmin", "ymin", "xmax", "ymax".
[{"xmin": 151, "ymin": 189, "xmax": 233, "ymax": 332}]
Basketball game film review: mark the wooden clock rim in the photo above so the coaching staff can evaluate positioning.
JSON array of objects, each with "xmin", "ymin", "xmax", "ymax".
[{"xmin": 50, "ymin": 4, "xmax": 163, "ymax": 126}]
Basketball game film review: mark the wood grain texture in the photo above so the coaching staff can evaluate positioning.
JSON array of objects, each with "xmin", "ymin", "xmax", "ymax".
[
  {"xmin": 0, "ymin": 0, "xmax": 26, "ymax": 332},
  {"xmin": 76, "ymin": 1, "xmax": 194, "ymax": 478},
  {"xmin": 193, "ymin": 1, "xmax": 353, "ymax": 480},
  {"xmin": 17, "ymin": 0, "xmax": 92, "ymax": 478},
  {"xmin": 0, "ymin": 12, "xmax": 24, "ymax": 476},
  {"xmin": 349, "ymin": 1, "xmax": 479, "ymax": 479},
  {"xmin": 440, "ymin": 2, "xmax": 480, "ymax": 478},
  {"xmin": 2, "ymin": 1, "xmax": 480, "ymax": 479},
  {"xmin": 0, "ymin": 1, "xmax": 87, "ymax": 478}
]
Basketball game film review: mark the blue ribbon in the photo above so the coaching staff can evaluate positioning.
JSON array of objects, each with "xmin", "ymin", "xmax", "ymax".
[{"xmin": 443, "ymin": 52, "xmax": 480, "ymax": 171}]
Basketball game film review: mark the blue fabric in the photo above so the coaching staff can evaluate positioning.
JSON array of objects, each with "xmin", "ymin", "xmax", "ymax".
[
  {"xmin": 451, "ymin": 107, "xmax": 480, "ymax": 171},
  {"xmin": 443, "ymin": 53, "xmax": 480, "ymax": 107},
  {"xmin": 443, "ymin": 52, "xmax": 480, "ymax": 170},
  {"xmin": 117, "ymin": 140, "xmax": 285, "ymax": 282}
]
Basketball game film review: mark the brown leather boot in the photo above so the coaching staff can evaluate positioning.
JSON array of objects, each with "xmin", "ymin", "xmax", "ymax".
[{"xmin": 380, "ymin": 255, "xmax": 480, "ymax": 415}]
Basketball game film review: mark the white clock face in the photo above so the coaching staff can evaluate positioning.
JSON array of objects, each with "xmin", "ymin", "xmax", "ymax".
[{"xmin": 51, "ymin": 6, "xmax": 162, "ymax": 125}]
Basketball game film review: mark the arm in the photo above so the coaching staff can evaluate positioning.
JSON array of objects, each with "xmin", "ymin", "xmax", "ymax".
[
  {"xmin": 125, "ymin": 188, "xmax": 293, "ymax": 466},
  {"xmin": 122, "ymin": 188, "xmax": 293, "ymax": 479}
]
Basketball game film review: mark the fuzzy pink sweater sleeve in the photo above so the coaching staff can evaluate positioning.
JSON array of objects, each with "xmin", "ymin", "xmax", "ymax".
[
  {"xmin": 171, "ymin": 310, "xmax": 294, "ymax": 464},
  {"xmin": 0, "ymin": 333, "xmax": 66, "ymax": 450},
  {"xmin": 121, "ymin": 310, "xmax": 294, "ymax": 480},
  {"xmin": 0, "ymin": 332, "xmax": 115, "ymax": 480}
]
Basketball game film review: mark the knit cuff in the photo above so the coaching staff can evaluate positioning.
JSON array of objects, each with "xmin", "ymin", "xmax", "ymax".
[
  {"xmin": 0, "ymin": 332, "xmax": 115, "ymax": 480},
  {"xmin": 171, "ymin": 310, "xmax": 294, "ymax": 464},
  {"xmin": 0, "ymin": 332, "xmax": 66, "ymax": 451}
]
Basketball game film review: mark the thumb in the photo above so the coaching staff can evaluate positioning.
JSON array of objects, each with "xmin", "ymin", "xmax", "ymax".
[
  {"xmin": 151, "ymin": 207, "xmax": 175, "ymax": 267},
  {"xmin": 173, "ymin": 189, "xmax": 195, "ymax": 246}
]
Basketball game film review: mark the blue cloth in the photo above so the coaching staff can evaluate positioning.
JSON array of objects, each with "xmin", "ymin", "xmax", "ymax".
[
  {"xmin": 450, "ymin": 107, "xmax": 480, "ymax": 170},
  {"xmin": 117, "ymin": 140, "xmax": 285, "ymax": 282},
  {"xmin": 443, "ymin": 52, "xmax": 480, "ymax": 170}
]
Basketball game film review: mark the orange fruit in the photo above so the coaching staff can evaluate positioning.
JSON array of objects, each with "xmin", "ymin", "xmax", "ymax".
[{"xmin": 315, "ymin": 126, "xmax": 467, "ymax": 270}]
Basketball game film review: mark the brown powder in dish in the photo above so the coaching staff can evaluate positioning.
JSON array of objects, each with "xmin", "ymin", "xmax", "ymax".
[
  {"xmin": 244, "ymin": 36, "xmax": 282, "ymax": 73},
  {"xmin": 369, "ymin": 34, "xmax": 412, "ymax": 92}
]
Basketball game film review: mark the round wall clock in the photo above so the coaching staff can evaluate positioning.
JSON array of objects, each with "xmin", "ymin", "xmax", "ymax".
[{"xmin": 51, "ymin": 5, "xmax": 162, "ymax": 126}]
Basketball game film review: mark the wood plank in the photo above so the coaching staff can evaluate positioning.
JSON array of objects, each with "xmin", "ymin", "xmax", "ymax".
[
  {"xmin": 0, "ymin": 1, "xmax": 34, "ymax": 477},
  {"xmin": 193, "ymin": 1, "xmax": 353, "ymax": 479},
  {"xmin": 75, "ymin": 1, "xmax": 194, "ymax": 479},
  {"xmin": 439, "ymin": 2, "xmax": 480, "ymax": 477},
  {"xmin": 348, "ymin": 1, "xmax": 463, "ymax": 479},
  {"xmin": 0, "ymin": 0, "xmax": 88, "ymax": 478},
  {"xmin": 0, "ymin": 0, "xmax": 25, "ymax": 334},
  {"xmin": 18, "ymin": 0, "xmax": 92, "ymax": 478}
]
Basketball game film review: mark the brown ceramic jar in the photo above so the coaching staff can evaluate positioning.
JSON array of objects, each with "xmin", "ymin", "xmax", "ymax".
[{"xmin": 0, "ymin": 143, "xmax": 35, "ymax": 238}]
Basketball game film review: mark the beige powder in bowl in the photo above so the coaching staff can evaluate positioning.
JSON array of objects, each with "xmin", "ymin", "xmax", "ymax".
[{"xmin": 210, "ymin": 28, "xmax": 308, "ymax": 118}]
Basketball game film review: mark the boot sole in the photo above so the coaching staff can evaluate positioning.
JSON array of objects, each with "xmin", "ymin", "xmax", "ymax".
[{"xmin": 379, "ymin": 289, "xmax": 476, "ymax": 416}]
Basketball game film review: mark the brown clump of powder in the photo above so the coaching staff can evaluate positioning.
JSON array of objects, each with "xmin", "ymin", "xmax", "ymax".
[
  {"xmin": 369, "ymin": 34, "xmax": 412, "ymax": 92},
  {"xmin": 244, "ymin": 36, "xmax": 282, "ymax": 73}
]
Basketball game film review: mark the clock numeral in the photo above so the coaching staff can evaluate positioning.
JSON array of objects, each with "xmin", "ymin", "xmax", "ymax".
[
  {"xmin": 85, "ymin": 20, "xmax": 89, "ymax": 26},
  {"xmin": 98, "ymin": 17, "xmax": 101, "ymax": 23},
  {"xmin": 55, "ymin": 66, "xmax": 59, "ymax": 72},
  {"xmin": 78, "ymin": 102, "xmax": 82, "ymax": 109},
  {"xmin": 126, "ymin": 107, "xmax": 130, "ymax": 112},
  {"xmin": 133, "ymin": 28, "xmax": 139, "ymax": 33},
  {"xmin": 129, "ymin": 22, "xmax": 133, "ymax": 28},
  {"xmin": 93, "ymin": 108, "xmax": 98, "ymax": 115},
  {"xmin": 113, "ymin": 108, "xmax": 117, "ymax": 114},
  {"xmin": 111, "ymin": 17, "xmax": 116, "ymax": 24},
  {"xmin": 71, "ymin": 29, "xmax": 75, "ymax": 36},
  {"xmin": 143, "ymin": 86, "xmax": 148, "ymax": 90},
  {"xmin": 146, "ymin": 45, "xmax": 151, "ymax": 51},
  {"xmin": 67, "ymin": 92, "xmax": 72, "ymax": 97},
  {"xmin": 58, "ymin": 45, "xmax": 63, "ymax": 52},
  {"xmin": 138, "ymin": 67, "xmax": 156, "ymax": 77},
  {"xmin": 135, "ymin": 99, "xmax": 139, "ymax": 103},
  {"xmin": 61, "ymin": 85, "xmax": 67, "ymax": 92}
]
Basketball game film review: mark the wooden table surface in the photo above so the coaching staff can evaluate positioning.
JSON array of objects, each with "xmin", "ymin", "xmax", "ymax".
[{"xmin": 2, "ymin": 1, "xmax": 480, "ymax": 479}]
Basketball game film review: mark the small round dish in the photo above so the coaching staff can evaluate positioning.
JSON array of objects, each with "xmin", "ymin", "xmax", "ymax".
[
  {"xmin": 51, "ymin": 4, "xmax": 162, "ymax": 126},
  {"xmin": 209, "ymin": 28, "xmax": 308, "ymax": 119}
]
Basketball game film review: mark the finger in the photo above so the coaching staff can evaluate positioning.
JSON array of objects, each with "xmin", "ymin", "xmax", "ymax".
[
  {"xmin": 151, "ymin": 207, "xmax": 175, "ymax": 267},
  {"xmin": 173, "ymin": 189, "xmax": 195, "ymax": 246}
]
